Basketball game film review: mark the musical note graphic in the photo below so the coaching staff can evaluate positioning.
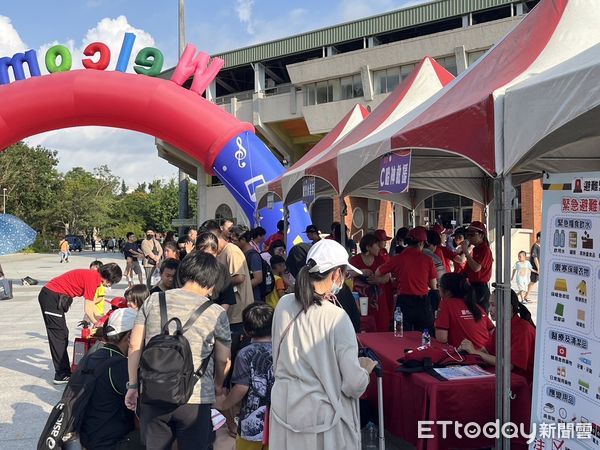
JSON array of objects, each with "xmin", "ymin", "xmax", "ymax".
[{"xmin": 235, "ymin": 136, "xmax": 247, "ymax": 168}]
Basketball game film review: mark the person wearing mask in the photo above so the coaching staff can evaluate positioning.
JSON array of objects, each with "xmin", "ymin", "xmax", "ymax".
[
  {"xmin": 423, "ymin": 230, "xmax": 446, "ymax": 313},
  {"xmin": 79, "ymin": 308, "xmax": 141, "ymax": 450},
  {"xmin": 125, "ymin": 252, "xmax": 232, "ymax": 449},
  {"xmin": 390, "ymin": 227, "xmax": 409, "ymax": 256},
  {"xmin": 375, "ymin": 227, "xmax": 437, "ymax": 332},
  {"xmin": 448, "ymin": 227, "xmax": 468, "ymax": 273},
  {"xmin": 462, "ymin": 221, "xmax": 494, "ymax": 311},
  {"xmin": 195, "ymin": 231, "xmax": 236, "ymax": 312},
  {"xmin": 187, "ymin": 227, "xmax": 198, "ymax": 245},
  {"xmin": 231, "ymin": 226, "xmax": 265, "ymax": 303},
  {"xmin": 304, "ymin": 224, "xmax": 321, "ymax": 244},
  {"xmin": 460, "ymin": 287, "xmax": 536, "ymax": 384},
  {"xmin": 349, "ymin": 233, "xmax": 391, "ymax": 332},
  {"xmin": 149, "ymin": 258, "xmax": 180, "ymax": 294},
  {"xmin": 163, "ymin": 240, "xmax": 180, "ymax": 260},
  {"xmin": 123, "ymin": 232, "xmax": 145, "ymax": 287},
  {"xmin": 141, "ymin": 229, "xmax": 163, "ymax": 288},
  {"xmin": 264, "ymin": 219, "xmax": 285, "ymax": 251},
  {"xmin": 270, "ymin": 239, "xmax": 377, "ymax": 449},
  {"xmin": 435, "ymin": 273, "xmax": 494, "ymax": 349},
  {"xmin": 39, "ymin": 263, "xmax": 123, "ymax": 384},
  {"xmin": 177, "ymin": 236, "xmax": 194, "ymax": 260}
]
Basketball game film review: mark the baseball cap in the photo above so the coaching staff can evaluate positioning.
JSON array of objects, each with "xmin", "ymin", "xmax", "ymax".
[
  {"xmin": 110, "ymin": 296, "xmax": 128, "ymax": 309},
  {"xmin": 451, "ymin": 226, "xmax": 467, "ymax": 237},
  {"xmin": 304, "ymin": 224, "xmax": 319, "ymax": 233},
  {"xmin": 374, "ymin": 229, "xmax": 392, "ymax": 241},
  {"xmin": 467, "ymin": 221, "xmax": 487, "ymax": 234},
  {"xmin": 306, "ymin": 239, "xmax": 362, "ymax": 275},
  {"xmin": 407, "ymin": 226, "xmax": 428, "ymax": 242},
  {"xmin": 432, "ymin": 224, "xmax": 445, "ymax": 235},
  {"xmin": 106, "ymin": 308, "xmax": 137, "ymax": 336}
]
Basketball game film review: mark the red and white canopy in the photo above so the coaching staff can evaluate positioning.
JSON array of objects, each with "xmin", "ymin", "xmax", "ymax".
[
  {"xmin": 390, "ymin": 0, "xmax": 599, "ymax": 178},
  {"xmin": 279, "ymin": 57, "xmax": 458, "ymax": 208},
  {"xmin": 255, "ymin": 104, "xmax": 368, "ymax": 206}
]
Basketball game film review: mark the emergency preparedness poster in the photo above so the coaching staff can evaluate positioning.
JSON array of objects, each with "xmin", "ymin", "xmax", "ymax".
[{"xmin": 531, "ymin": 172, "xmax": 600, "ymax": 449}]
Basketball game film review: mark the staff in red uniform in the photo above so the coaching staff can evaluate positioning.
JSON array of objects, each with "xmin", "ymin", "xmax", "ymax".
[
  {"xmin": 435, "ymin": 273, "xmax": 494, "ymax": 349},
  {"xmin": 374, "ymin": 229, "xmax": 392, "ymax": 261},
  {"xmin": 460, "ymin": 288, "xmax": 536, "ymax": 384},
  {"xmin": 349, "ymin": 233, "xmax": 392, "ymax": 332},
  {"xmin": 462, "ymin": 221, "xmax": 493, "ymax": 311},
  {"xmin": 38, "ymin": 264, "xmax": 122, "ymax": 384},
  {"xmin": 376, "ymin": 227, "xmax": 437, "ymax": 332}
]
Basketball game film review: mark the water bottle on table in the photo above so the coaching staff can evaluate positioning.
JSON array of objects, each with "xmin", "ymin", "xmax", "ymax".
[
  {"xmin": 393, "ymin": 307, "xmax": 403, "ymax": 337},
  {"xmin": 421, "ymin": 328, "xmax": 431, "ymax": 347}
]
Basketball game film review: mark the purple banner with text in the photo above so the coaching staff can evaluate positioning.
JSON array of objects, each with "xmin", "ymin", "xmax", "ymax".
[{"xmin": 379, "ymin": 150, "xmax": 411, "ymax": 194}]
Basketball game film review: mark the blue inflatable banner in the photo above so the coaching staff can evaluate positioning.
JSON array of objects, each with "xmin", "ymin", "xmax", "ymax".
[{"xmin": 213, "ymin": 131, "xmax": 311, "ymax": 243}]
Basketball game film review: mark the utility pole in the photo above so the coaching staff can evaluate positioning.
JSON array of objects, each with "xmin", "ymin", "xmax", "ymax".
[{"xmin": 177, "ymin": 0, "xmax": 189, "ymax": 237}]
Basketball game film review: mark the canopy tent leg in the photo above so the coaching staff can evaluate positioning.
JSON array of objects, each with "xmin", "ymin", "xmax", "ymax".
[
  {"xmin": 339, "ymin": 195, "xmax": 346, "ymax": 250},
  {"xmin": 493, "ymin": 175, "xmax": 515, "ymax": 450}
]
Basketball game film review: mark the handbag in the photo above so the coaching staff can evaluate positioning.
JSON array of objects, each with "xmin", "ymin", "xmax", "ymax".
[
  {"xmin": 0, "ymin": 279, "xmax": 13, "ymax": 300},
  {"xmin": 147, "ymin": 240, "xmax": 159, "ymax": 266}
]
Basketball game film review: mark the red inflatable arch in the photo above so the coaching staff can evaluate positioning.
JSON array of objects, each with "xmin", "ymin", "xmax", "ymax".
[{"xmin": 0, "ymin": 70, "xmax": 254, "ymax": 171}]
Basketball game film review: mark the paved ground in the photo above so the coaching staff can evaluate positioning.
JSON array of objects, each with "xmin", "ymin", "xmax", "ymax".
[{"xmin": 0, "ymin": 251, "xmax": 537, "ymax": 449}]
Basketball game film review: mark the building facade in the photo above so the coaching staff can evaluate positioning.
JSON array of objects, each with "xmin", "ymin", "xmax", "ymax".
[{"xmin": 158, "ymin": 0, "xmax": 542, "ymax": 244}]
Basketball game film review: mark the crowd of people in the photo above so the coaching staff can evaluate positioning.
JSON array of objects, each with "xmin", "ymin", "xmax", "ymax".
[{"xmin": 38, "ymin": 217, "xmax": 538, "ymax": 449}]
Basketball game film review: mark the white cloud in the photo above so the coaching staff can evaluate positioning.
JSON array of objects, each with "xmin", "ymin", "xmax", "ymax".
[
  {"xmin": 0, "ymin": 15, "xmax": 28, "ymax": 55},
  {"xmin": 235, "ymin": 0, "xmax": 255, "ymax": 34},
  {"xmin": 11, "ymin": 15, "xmax": 178, "ymax": 185},
  {"xmin": 26, "ymin": 127, "xmax": 178, "ymax": 185}
]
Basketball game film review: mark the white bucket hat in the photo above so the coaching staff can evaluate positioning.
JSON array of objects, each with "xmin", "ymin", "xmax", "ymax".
[{"xmin": 306, "ymin": 239, "xmax": 362, "ymax": 275}]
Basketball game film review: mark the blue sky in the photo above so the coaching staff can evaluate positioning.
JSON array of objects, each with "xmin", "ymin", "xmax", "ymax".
[{"xmin": 0, "ymin": 0, "xmax": 425, "ymax": 184}]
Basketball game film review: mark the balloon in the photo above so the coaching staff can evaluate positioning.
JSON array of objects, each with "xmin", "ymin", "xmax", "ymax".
[
  {"xmin": 82, "ymin": 42, "xmax": 110, "ymax": 70},
  {"xmin": 115, "ymin": 32, "xmax": 135, "ymax": 73},
  {"xmin": 134, "ymin": 47, "xmax": 164, "ymax": 77},
  {"xmin": 45, "ymin": 45, "xmax": 72, "ymax": 73},
  {"xmin": 0, "ymin": 50, "xmax": 41, "ymax": 85}
]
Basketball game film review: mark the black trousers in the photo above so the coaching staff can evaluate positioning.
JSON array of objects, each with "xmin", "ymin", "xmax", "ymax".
[
  {"xmin": 38, "ymin": 287, "xmax": 71, "ymax": 377},
  {"xmin": 396, "ymin": 294, "xmax": 434, "ymax": 332},
  {"xmin": 140, "ymin": 403, "xmax": 213, "ymax": 450},
  {"xmin": 471, "ymin": 282, "xmax": 491, "ymax": 312}
]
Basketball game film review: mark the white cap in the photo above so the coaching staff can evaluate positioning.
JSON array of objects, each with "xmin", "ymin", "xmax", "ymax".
[
  {"xmin": 106, "ymin": 308, "xmax": 138, "ymax": 336},
  {"xmin": 306, "ymin": 239, "xmax": 362, "ymax": 275}
]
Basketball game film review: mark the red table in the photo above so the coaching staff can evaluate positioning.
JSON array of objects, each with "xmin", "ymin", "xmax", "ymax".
[
  {"xmin": 358, "ymin": 332, "xmax": 531, "ymax": 450},
  {"xmin": 360, "ymin": 315, "xmax": 377, "ymax": 333}
]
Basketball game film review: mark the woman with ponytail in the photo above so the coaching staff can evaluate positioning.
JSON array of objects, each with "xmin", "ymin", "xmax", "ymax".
[
  {"xmin": 435, "ymin": 273, "xmax": 494, "ymax": 349},
  {"xmin": 269, "ymin": 239, "xmax": 377, "ymax": 449},
  {"xmin": 459, "ymin": 288, "xmax": 536, "ymax": 384}
]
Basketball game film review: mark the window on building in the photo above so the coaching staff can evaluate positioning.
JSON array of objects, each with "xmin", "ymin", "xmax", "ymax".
[
  {"xmin": 512, "ymin": 185, "xmax": 523, "ymax": 228},
  {"xmin": 209, "ymin": 176, "xmax": 223, "ymax": 187},
  {"xmin": 422, "ymin": 193, "xmax": 477, "ymax": 228},
  {"xmin": 467, "ymin": 49, "xmax": 488, "ymax": 66},
  {"xmin": 472, "ymin": 5, "xmax": 513, "ymax": 25},
  {"xmin": 304, "ymin": 74, "xmax": 364, "ymax": 105},
  {"xmin": 373, "ymin": 64, "xmax": 415, "ymax": 94},
  {"xmin": 215, "ymin": 204, "xmax": 233, "ymax": 222},
  {"xmin": 524, "ymin": 0, "xmax": 541, "ymax": 13},
  {"xmin": 437, "ymin": 55, "xmax": 458, "ymax": 76}
]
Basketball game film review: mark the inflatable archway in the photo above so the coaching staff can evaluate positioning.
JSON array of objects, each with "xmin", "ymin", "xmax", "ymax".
[{"xmin": 0, "ymin": 69, "xmax": 310, "ymax": 242}]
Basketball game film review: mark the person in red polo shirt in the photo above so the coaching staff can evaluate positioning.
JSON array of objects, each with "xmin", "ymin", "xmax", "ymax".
[
  {"xmin": 462, "ymin": 221, "xmax": 493, "ymax": 311},
  {"xmin": 460, "ymin": 288, "xmax": 536, "ymax": 384},
  {"xmin": 373, "ymin": 229, "xmax": 392, "ymax": 261},
  {"xmin": 375, "ymin": 226, "xmax": 437, "ymax": 332},
  {"xmin": 38, "ymin": 263, "xmax": 122, "ymax": 384},
  {"xmin": 435, "ymin": 273, "xmax": 494, "ymax": 349}
]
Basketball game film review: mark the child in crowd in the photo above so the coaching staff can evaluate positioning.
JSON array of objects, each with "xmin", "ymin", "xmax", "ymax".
[
  {"xmin": 89, "ymin": 260, "xmax": 106, "ymax": 319},
  {"xmin": 124, "ymin": 284, "xmax": 149, "ymax": 310},
  {"xmin": 216, "ymin": 303, "xmax": 274, "ymax": 450},
  {"xmin": 266, "ymin": 255, "xmax": 287, "ymax": 309},
  {"xmin": 512, "ymin": 251, "xmax": 535, "ymax": 303}
]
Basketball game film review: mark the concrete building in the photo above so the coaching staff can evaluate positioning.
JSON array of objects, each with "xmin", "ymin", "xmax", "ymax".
[{"xmin": 158, "ymin": 0, "xmax": 543, "ymax": 244}]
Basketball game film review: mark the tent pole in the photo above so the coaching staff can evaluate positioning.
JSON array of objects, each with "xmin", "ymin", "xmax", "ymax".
[
  {"xmin": 501, "ymin": 174, "xmax": 514, "ymax": 450},
  {"xmin": 339, "ymin": 196, "xmax": 347, "ymax": 251},
  {"xmin": 493, "ymin": 177, "xmax": 506, "ymax": 450},
  {"xmin": 283, "ymin": 204, "xmax": 289, "ymax": 248}
]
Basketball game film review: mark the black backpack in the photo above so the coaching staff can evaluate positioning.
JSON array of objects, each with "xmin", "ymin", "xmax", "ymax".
[
  {"xmin": 37, "ymin": 352, "xmax": 122, "ymax": 450},
  {"xmin": 139, "ymin": 292, "xmax": 214, "ymax": 406},
  {"xmin": 248, "ymin": 250, "xmax": 275, "ymax": 299}
]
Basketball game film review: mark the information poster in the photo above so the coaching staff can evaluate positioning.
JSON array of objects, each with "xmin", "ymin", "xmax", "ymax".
[{"xmin": 531, "ymin": 172, "xmax": 600, "ymax": 450}]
